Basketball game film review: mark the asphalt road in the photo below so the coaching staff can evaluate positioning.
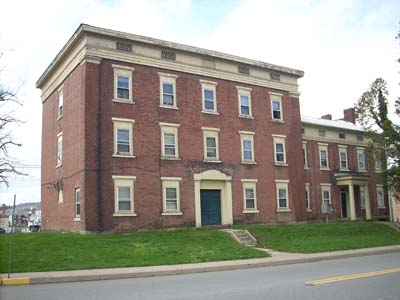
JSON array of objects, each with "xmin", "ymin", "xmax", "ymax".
[{"xmin": 2, "ymin": 252, "xmax": 400, "ymax": 300}]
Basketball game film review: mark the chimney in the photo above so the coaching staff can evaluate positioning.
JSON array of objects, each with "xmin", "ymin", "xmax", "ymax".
[
  {"xmin": 321, "ymin": 114, "xmax": 332, "ymax": 120},
  {"xmin": 341, "ymin": 108, "xmax": 355, "ymax": 124}
]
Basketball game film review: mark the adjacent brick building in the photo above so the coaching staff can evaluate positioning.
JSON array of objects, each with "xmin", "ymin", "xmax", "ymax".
[{"xmin": 37, "ymin": 24, "xmax": 388, "ymax": 232}]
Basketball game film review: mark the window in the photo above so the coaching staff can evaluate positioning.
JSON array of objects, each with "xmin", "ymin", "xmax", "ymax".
[
  {"xmin": 161, "ymin": 177, "xmax": 182, "ymax": 215},
  {"xmin": 200, "ymin": 80, "xmax": 218, "ymax": 114},
  {"xmin": 159, "ymin": 73, "xmax": 178, "ymax": 108},
  {"xmin": 376, "ymin": 185, "xmax": 385, "ymax": 208},
  {"xmin": 112, "ymin": 118, "xmax": 135, "ymax": 157},
  {"xmin": 338, "ymin": 146, "xmax": 348, "ymax": 170},
  {"xmin": 275, "ymin": 180, "xmax": 289, "ymax": 211},
  {"xmin": 360, "ymin": 186, "xmax": 366, "ymax": 209},
  {"xmin": 305, "ymin": 183, "xmax": 311, "ymax": 211},
  {"xmin": 270, "ymin": 93, "xmax": 283, "ymax": 121},
  {"xmin": 239, "ymin": 131, "xmax": 255, "ymax": 163},
  {"xmin": 321, "ymin": 184, "xmax": 331, "ymax": 206},
  {"xmin": 339, "ymin": 132, "xmax": 346, "ymax": 139},
  {"xmin": 356, "ymin": 134, "xmax": 364, "ymax": 141},
  {"xmin": 57, "ymin": 133, "xmax": 62, "ymax": 167},
  {"xmin": 112, "ymin": 176, "xmax": 136, "ymax": 216},
  {"xmin": 237, "ymin": 87, "xmax": 252, "ymax": 118},
  {"xmin": 357, "ymin": 148, "xmax": 366, "ymax": 171},
  {"xmin": 160, "ymin": 123, "xmax": 180, "ymax": 159},
  {"xmin": 375, "ymin": 152, "xmax": 382, "ymax": 172},
  {"xmin": 58, "ymin": 189, "xmax": 63, "ymax": 203},
  {"xmin": 58, "ymin": 87, "xmax": 63, "ymax": 118},
  {"xmin": 302, "ymin": 142, "xmax": 308, "ymax": 168},
  {"xmin": 318, "ymin": 143, "xmax": 329, "ymax": 169},
  {"xmin": 302, "ymin": 128, "xmax": 305, "ymax": 135},
  {"xmin": 318, "ymin": 130, "xmax": 326, "ymax": 137},
  {"xmin": 242, "ymin": 179, "xmax": 258, "ymax": 213},
  {"xmin": 202, "ymin": 127, "xmax": 220, "ymax": 162},
  {"xmin": 273, "ymin": 135, "xmax": 287, "ymax": 165},
  {"xmin": 113, "ymin": 65, "xmax": 134, "ymax": 103},
  {"xmin": 75, "ymin": 188, "xmax": 81, "ymax": 219}
]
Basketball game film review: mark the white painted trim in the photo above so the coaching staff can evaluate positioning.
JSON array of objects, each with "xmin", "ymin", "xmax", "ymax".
[
  {"xmin": 161, "ymin": 177, "xmax": 182, "ymax": 181},
  {"xmin": 112, "ymin": 175, "xmax": 137, "ymax": 180},
  {"xmin": 238, "ymin": 130, "xmax": 255, "ymax": 135},
  {"xmin": 272, "ymin": 134, "xmax": 287, "ymax": 138},
  {"xmin": 112, "ymin": 64, "xmax": 135, "ymax": 71},
  {"xmin": 275, "ymin": 179, "xmax": 289, "ymax": 183},
  {"xmin": 159, "ymin": 122, "xmax": 180, "ymax": 127},
  {"xmin": 112, "ymin": 117, "xmax": 136, "ymax": 123},
  {"xmin": 241, "ymin": 179, "xmax": 258, "ymax": 182},
  {"xmin": 201, "ymin": 127, "xmax": 220, "ymax": 132}
]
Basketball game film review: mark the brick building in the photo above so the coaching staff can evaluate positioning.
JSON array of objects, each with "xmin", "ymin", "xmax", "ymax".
[{"xmin": 37, "ymin": 24, "xmax": 388, "ymax": 232}]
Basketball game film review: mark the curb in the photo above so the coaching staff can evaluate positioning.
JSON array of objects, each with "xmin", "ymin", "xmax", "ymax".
[{"xmin": 1, "ymin": 245, "xmax": 400, "ymax": 286}]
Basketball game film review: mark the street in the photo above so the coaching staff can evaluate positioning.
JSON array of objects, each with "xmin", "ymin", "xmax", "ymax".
[{"xmin": 1, "ymin": 252, "xmax": 400, "ymax": 300}]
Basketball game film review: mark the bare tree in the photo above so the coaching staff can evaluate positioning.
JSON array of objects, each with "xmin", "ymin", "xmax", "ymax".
[{"xmin": 0, "ymin": 53, "xmax": 25, "ymax": 186}]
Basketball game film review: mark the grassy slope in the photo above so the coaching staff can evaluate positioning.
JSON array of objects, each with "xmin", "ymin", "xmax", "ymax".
[
  {"xmin": 0, "ymin": 229, "xmax": 267, "ymax": 273},
  {"xmin": 245, "ymin": 222, "xmax": 400, "ymax": 253}
]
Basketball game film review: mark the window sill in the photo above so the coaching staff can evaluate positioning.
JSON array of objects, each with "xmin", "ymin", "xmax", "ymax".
[
  {"xmin": 271, "ymin": 119, "xmax": 284, "ymax": 123},
  {"xmin": 162, "ymin": 212, "xmax": 183, "ymax": 216},
  {"xmin": 241, "ymin": 161, "xmax": 257, "ymax": 165},
  {"xmin": 277, "ymin": 209, "xmax": 291, "ymax": 212},
  {"xmin": 161, "ymin": 156, "xmax": 181, "ymax": 161},
  {"xmin": 307, "ymin": 209, "xmax": 312, "ymax": 213},
  {"xmin": 238, "ymin": 115, "xmax": 254, "ymax": 119},
  {"xmin": 378, "ymin": 206, "xmax": 386, "ymax": 209},
  {"xmin": 113, "ymin": 154, "xmax": 136, "ymax": 159},
  {"xmin": 159, "ymin": 105, "xmax": 179, "ymax": 110},
  {"xmin": 56, "ymin": 164, "xmax": 62, "ymax": 169},
  {"xmin": 203, "ymin": 159, "xmax": 221, "ymax": 163},
  {"xmin": 320, "ymin": 167, "xmax": 330, "ymax": 171},
  {"xmin": 375, "ymin": 170, "xmax": 382, "ymax": 173},
  {"xmin": 243, "ymin": 210, "xmax": 259, "ymax": 214},
  {"xmin": 112, "ymin": 99, "xmax": 135, "ymax": 104},
  {"xmin": 202, "ymin": 110, "xmax": 219, "ymax": 115},
  {"xmin": 340, "ymin": 168, "xmax": 350, "ymax": 172},
  {"xmin": 275, "ymin": 162, "xmax": 288, "ymax": 167},
  {"xmin": 74, "ymin": 217, "xmax": 81, "ymax": 222},
  {"xmin": 57, "ymin": 115, "xmax": 63, "ymax": 121},
  {"xmin": 304, "ymin": 166, "xmax": 309, "ymax": 170},
  {"xmin": 358, "ymin": 169, "xmax": 367, "ymax": 173},
  {"xmin": 113, "ymin": 213, "xmax": 137, "ymax": 217}
]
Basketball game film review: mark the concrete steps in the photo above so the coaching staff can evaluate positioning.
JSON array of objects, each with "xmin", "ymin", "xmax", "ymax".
[{"xmin": 222, "ymin": 229, "xmax": 258, "ymax": 247}]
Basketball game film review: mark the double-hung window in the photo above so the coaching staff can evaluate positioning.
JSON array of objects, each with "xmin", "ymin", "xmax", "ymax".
[
  {"xmin": 360, "ymin": 186, "xmax": 366, "ymax": 209},
  {"xmin": 237, "ymin": 87, "xmax": 253, "ymax": 118},
  {"xmin": 161, "ymin": 177, "xmax": 182, "ymax": 215},
  {"xmin": 239, "ymin": 131, "xmax": 255, "ymax": 163},
  {"xmin": 338, "ymin": 146, "xmax": 348, "ymax": 170},
  {"xmin": 273, "ymin": 135, "xmax": 286, "ymax": 165},
  {"xmin": 57, "ymin": 133, "xmax": 63, "ymax": 167},
  {"xmin": 376, "ymin": 185, "xmax": 385, "ymax": 208},
  {"xmin": 305, "ymin": 183, "xmax": 311, "ymax": 212},
  {"xmin": 75, "ymin": 188, "xmax": 81, "ymax": 219},
  {"xmin": 113, "ymin": 65, "xmax": 134, "ymax": 103},
  {"xmin": 112, "ymin": 176, "xmax": 136, "ymax": 216},
  {"xmin": 112, "ymin": 118, "xmax": 135, "ymax": 157},
  {"xmin": 202, "ymin": 127, "xmax": 220, "ymax": 162},
  {"xmin": 270, "ymin": 93, "xmax": 283, "ymax": 121},
  {"xmin": 58, "ymin": 87, "xmax": 63, "ymax": 118},
  {"xmin": 200, "ymin": 80, "xmax": 218, "ymax": 114},
  {"xmin": 242, "ymin": 179, "xmax": 258, "ymax": 213},
  {"xmin": 318, "ymin": 143, "xmax": 329, "ymax": 169},
  {"xmin": 321, "ymin": 184, "xmax": 331, "ymax": 206},
  {"xmin": 357, "ymin": 148, "xmax": 366, "ymax": 171},
  {"xmin": 275, "ymin": 180, "xmax": 289, "ymax": 211},
  {"xmin": 159, "ymin": 73, "xmax": 178, "ymax": 108},
  {"xmin": 375, "ymin": 151, "xmax": 382, "ymax": 172},
  {"xmin": 160, "ymin": 123, "xmax": 180, "ymax": 159},
  {"xmin": 303, "ymin": 142, "xmax": 308, "ymax": 168}
]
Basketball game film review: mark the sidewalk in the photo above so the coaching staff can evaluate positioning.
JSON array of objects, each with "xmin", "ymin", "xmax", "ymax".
[{"xmin": 1, "ymin": 245, "xmax": 400, "ymax": 286}]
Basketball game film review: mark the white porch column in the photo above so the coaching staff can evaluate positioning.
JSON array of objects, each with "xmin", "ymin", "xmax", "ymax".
[
  {"xmin": 349, "ymin": 183, "xmax": 357, "ymax": 221},
  {"xmin": 364, "ymin": 185, "xmax": 372, "ymax": 220},
  {"xmin": 194, "ymin": 179, "xmax": 201, "ymax": 228},
  {"xmin": 224, "ymin": 179, "xmax": 233, "ymax": 225}
]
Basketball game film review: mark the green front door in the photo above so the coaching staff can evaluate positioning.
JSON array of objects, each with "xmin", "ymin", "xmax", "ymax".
[{"xmin": 200, "ymin": 190, "xmax": 222, "ymax": 226}]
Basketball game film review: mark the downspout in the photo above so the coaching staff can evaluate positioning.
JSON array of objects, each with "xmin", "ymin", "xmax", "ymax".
[{"xmin": 96, "ymin": 61, "xmax": 103, "ymax": 232}]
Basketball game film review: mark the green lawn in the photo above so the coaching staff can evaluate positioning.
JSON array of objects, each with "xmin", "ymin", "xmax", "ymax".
[
  {"xmin": 0, "ymin": 229, "xmax": 267, "ymax": 273},
  {"xmin": 244, "ymin": 222, "xmax": 400, "ymax": 253}
]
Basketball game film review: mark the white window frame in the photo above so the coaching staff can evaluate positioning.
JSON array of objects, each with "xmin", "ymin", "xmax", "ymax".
[
  {"xmin": 270, "ymin": 92, "xmax": 283, "ymax": 122},
  {"xmin": 239, "ymin": 131, "xmax": 255, "ymax": 164},
  {"xmin": 159, "ymin": 72, "xmax": 178, "ymax": 109},
  {"xmin": 376, "ymin": 184, "xmax": 385, "ymax": 208},
  {"xmin": 303, "ymin": 141, "xmax": 308, "ymax": 169},
  {"xmin": 58, "ymin": 86, "xmax": 64, "ymax": 119},
  {"xmin": 305, "ymin": 183, "xmax": 311, "ymax": 212},
  {"xmin": 275, "ymin": 179, "xmax": 290, "ymax": 211},
  {"xmin": 357, "ymin": 147, "xmax": 366, "ymax": 172},
  {"xmin": 241, "ymin": 179, "xmax": 259, "ymax": 213},
  {"xmin": 237, "ymin": 86, "xmax": 253, "ymax": 118},
  {"xmin": 318, "ymin": 143, "xmax": 329, "ymax": 170},
  {"xmin": 161, "ymin": 177, "xmax": 182, "ymax": 215},
  {"xmin": 318, "ymin": 130, "xmax": 326, "ymax": 137},
  {"xmin": 321, "ymin": 184, "xmax": 331, "ymax": 205},
  {"xmin": 58, "ymin": 189, "xmax": 63, "ymax": 204},
  {"xmin": 112, "ymin": 118, "xmax": 135, "ymax": 158},
  {"xmin": 272, "ymin": 134, "xmax": 287, "ymax": 165},
  {"xmin": 200, "ymin": 80, "xmax": 218, "ymax": 114},
  {"xmin": 57, "ymin": 132, "xmax": 63, "ymax": 167},
  {"xmin": 112, "ymin": 175, "xmax": 137, "ymax": 216},
  {"xmin": 375, "ymin": 152, "xmax": 382, "ymax": 173},
  {"xmin": 360, "ymin": 185, "xmax": 366, "ymax": 209},
  {"xmin": 160, "ymin": 122, "xmax": 180, "ymax": 160},
  {"xmin": 113, "ymin": 64, "xmax": 134, "ymax": 103},
  {"xmin": 202, "ymin": 127, "xmax": 220, "ymax": 162},
  {"xmin": 75, "ymin": 187, "xmax": 81, "ymax": 219},
  {"xmin": 338, "ymin": 145, "xmax": 348, "ymax": 171}
]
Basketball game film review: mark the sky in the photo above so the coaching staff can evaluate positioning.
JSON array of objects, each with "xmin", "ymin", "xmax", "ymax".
[{"xmin": 0, "ymin": 0, "xmax": 399, "ymax": 205}]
